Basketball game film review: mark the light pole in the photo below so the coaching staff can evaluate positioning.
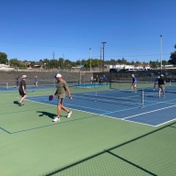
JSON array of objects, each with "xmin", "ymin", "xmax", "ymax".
[
  {"xmin": 100, "ymin": 46, "xmax": 102, "ymax": 72},
  {"xmin": 160, "ymin": 35, "xmax": 163, "ymax": 74},
  {"xmin": 89, "ymin": 48, "xmax": 91, "ymax": 72},
  {"xmin": 101, "ymin": 42, "xmax": 107, "ymax": 72}
]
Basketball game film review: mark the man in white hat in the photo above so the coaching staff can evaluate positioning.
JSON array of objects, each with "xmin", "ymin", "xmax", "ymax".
[
  {"xmin": 19, "ymin": 75, "xmax": 27, "ymax": 106},
  {"xmin": 52, "ymin": 73, "xmax": 73, "ymax": 122}
]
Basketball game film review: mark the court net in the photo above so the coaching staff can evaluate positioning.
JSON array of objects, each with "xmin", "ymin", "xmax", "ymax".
[
  {"xmin": 110, "ymin": 80, "xmax": 176, "ymax": 94},
  {"xmin": 72, "ymin": 89, "xmax": 144, "ymax": 107}
]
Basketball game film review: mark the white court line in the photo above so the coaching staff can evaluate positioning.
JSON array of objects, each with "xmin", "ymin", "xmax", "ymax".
[
  {"xmin": 155, "ymin": 118, "xmax": 176, "ymax": 127},
  {"xmin": 122, "ymin": 104, "xmax": 176, "ymax": 120}
]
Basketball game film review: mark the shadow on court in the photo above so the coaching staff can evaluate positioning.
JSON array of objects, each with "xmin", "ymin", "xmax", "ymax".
[
  {"xmin": 36, "ymin": 111, "xmax": 56, "ymax": 119},
  {"xmin": 13, "ymin": 101, "xmax": 19, "ymax": 105}
]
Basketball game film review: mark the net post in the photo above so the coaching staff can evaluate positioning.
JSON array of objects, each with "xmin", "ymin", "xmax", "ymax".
[{"xmin": 141, "ymin": 90, "xmax": 144, "ymax": 107}]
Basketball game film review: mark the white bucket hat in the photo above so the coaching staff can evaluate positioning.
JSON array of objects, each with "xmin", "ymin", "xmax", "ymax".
[{"xmin": 21, "ymin": 75, "xmax": 27, "ymax": 79}]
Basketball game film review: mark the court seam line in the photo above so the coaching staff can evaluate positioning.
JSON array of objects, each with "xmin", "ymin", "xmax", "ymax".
[{"xmin": 0, "ymin": 127, "xmax": 11, "ymax": 134}]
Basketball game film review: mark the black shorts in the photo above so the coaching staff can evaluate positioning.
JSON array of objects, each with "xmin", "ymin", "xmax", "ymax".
[{"xmin": 19, "ymin": 90, "xmax": 26, "ymax": 97}]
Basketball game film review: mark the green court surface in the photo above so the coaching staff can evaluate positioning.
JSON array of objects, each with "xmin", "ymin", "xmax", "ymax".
[{"xmin": 0, "ymin": 89, "xmax": 176, "ymax": 176}]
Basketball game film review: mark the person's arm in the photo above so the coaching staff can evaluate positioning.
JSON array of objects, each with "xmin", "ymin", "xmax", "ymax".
[
  {"xmin": 21, "ymin": 80, "xmax": 26, "ymax": 94},
  {"xmin": 66, "ymin": 87, "xmax": 72, "ymax": 100},
  {"xmin": 22, "ymin": 85, "xmax": 26, "ymax": 94},
  {"xmin": 53, "ymin": 89, "xmax": 58, "ymax": 97}
]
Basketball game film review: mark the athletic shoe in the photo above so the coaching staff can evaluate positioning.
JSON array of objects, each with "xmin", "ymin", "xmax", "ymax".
[
  {"xmin": 19, "ymin": 102, "xmax": 24, "ymax": 106},
  {"xmin": 53, "ymin": 117, "xmax": 60, "ymax": 122},
  {"xmin": 67, "ymin": 111, "xmax": 72, "ymax": 118}
]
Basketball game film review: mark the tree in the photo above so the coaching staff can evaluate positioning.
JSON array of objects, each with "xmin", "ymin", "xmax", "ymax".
[
  {"xmin": 88, "ymin": 59, "xmax": 101, "ymax": 68},
  {"xmin": 168, "ymin": 44, "xmax": 176, "ymax": 65},
  {"xmin": 162, "ymin": 60, "xmax": 168, "ymax": 66},
  {"xmin": 50, "ymin": 59, "xmax": 59, "ymax": 68},
  {"xmin": 116, "ymin": 58, "xmax": 128, "ymax": 65},
  {"xmin": 0, "ymin": 52, "xmax": 8, "ymax": 64},
  {"xmin": 75, "ymin": 60, "xmax": 81, "ymax": 66},
  {"xmin": 58, "ymin": 58, "xmax": 65, "ymax": 69},
  {"xmin": 10, "ymin": 58, "xmax": 26, "ymax": 68},
  {"xmin": 149, "ymin": 60, "xmax": 158, "ymax": 68}
]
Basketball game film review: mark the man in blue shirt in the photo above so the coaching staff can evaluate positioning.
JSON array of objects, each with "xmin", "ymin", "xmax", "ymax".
[
  {"xmin": 131, "ymin": 74, "xmax": 137, "ymax": 93},
  {"xmin": 153, "ymin": 76, "xmax": 160, "ymax": 91}
]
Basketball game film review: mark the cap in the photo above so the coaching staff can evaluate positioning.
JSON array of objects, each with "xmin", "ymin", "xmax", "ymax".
[
  {"xmin": 21, "ymin": 75, "xmax": 27, "ymax": 79},
  {"xmin": 161, "ymin": 74, "xmax": 164, "ymax": 77},
  {"xmin": 54, "ymin": 73, "xmax": 62, "ymax": 78}
]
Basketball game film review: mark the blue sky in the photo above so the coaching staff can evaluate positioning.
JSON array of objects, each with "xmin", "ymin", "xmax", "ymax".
[{"xmin": 1, "ymin": 0, "xmax": 176, "ymax": 63}]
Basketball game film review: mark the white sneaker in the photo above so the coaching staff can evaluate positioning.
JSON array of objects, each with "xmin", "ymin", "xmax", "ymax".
[
  {"xmin": 19, "ymin": 102, "xmax": 24, "ymax": 106},
  {"xmin": 52, "ymin": 117, "xmax": 60, "ymax": 122},
  {"xmin": 67, "ymin": 111, "xmax": 72, "ymax": 118}
]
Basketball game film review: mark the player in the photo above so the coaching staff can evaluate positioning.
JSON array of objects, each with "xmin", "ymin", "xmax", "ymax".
[
  {"xmin": 158, "ymin": 74, "xmax": 166, "ymax": 98},
  {"xmin": 103, "ymin": 75, "xmax": 107, "ymax": 84},
  {"xmin": 34, "ymin": 76, "xmax": 38, "ymax": 87},
  {"xmin": 153, "ymin": 76, "xmax": 160, "ymax": 91},
  {"xmin": 52, "ymin": 73, "xmax": 73, "ymax": 122},
  {"xmin": 131, "ymin": 74, "xmax": 137, "ymax": 93},
  {"xmin": 90, "ymin": 76, "xmax": 94, "ymax": 84},
  {"xmin": 19, "ymin": 75, "xmax": 27, "ymax": 106},
  {"xmin": 16, "ymin": 76, "xmax": 20, "ymax": 88}
]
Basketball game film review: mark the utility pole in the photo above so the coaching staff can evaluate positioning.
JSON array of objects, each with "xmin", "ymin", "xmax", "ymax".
[
  {"xmin": 160, "ymin": 35, "xmax": 163, "ymax": 74},
  {"xmin": 52, "ymin": 51, "xmax": 55, "ymax": 60},
  {"xmin": 100, "ymin": 46, "xmax": 102, "ymax": 72},
  {"xmin": 89, "ymin": 48, "xmax": 91, "ymax": 72},
  {"xmin": 101, "ymin": 42, "xmax": 107, "ymax": 72}
]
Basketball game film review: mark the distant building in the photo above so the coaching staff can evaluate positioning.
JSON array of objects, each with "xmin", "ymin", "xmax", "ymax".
[{"xmin": 0, "ymin": 64, "xmax": 14, "ymax": 71}]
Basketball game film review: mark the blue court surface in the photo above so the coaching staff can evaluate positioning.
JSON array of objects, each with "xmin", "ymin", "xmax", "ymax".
[{"xmin": 27, "ymin": 89, "xmax": 176, "ymax": 127}]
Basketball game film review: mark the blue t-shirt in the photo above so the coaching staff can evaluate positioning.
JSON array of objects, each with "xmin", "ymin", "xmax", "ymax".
[
  {"xmin": 132, "ymin": 77, "xmax": 137, "ymax": 84},
  {"xmin": 103, "ymin": 76, "xmax": 106, "ymax": 81},
  {"xmin": 154, "ymin": 78, "xmax": 159, "ymax": 83}
]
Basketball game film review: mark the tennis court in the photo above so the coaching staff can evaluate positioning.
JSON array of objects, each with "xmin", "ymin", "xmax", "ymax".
[{"xmin": 0, "ymin": 84, "xmax": 176, "ymax": 176}]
